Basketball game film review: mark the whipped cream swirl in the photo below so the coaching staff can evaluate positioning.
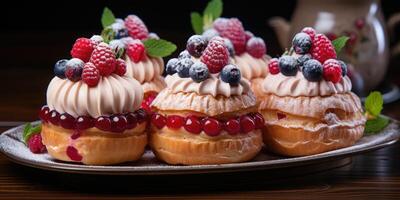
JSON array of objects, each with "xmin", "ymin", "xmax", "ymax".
[
  {"xmin": 125, "ymin": 56, "xmax": 164, "ymax": 83},
  {"xmin": 231, "ymin": 53, "xmax": 269, "ymax": 80}
]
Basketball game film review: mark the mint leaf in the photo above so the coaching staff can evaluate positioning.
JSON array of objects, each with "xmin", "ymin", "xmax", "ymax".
[
  {"xmin": 191, "ymin": 12, "xmax": 204, "ymax": 34},
  {"xmin": 101, "ymin": 7, "xmax": 116, "ymax": 29},
  {"xmin": 365, "ymin": 91, "xmax": 383, "ymax": 117},
  {"xmin": 365, "ymin": 115, "xmax": 389, "ymax": 134},
  {"xmin": 332, "ymin": 36, "xmax": 349, "ymax": 54},
  {"xmin": 203, "ymin": 0, "xmax": 223, "ymax": 20},
  {"xmin": 143, "ymin": 39, "xmax": 177, "ymax": 57},
  {"xmin": 23, "ymin": 123, "xmax": 41, "ymax": 144},
  {"xmin": 101, "ymin": 27, "xmax": 115, "ymax": 44}
]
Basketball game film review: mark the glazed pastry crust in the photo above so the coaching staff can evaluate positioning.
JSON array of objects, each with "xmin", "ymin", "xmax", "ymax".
[
  {"xmin": 149, "ymin": 127, "xmax": 263, "ymax": 165},
  {"xmin": 41, "ymin": 123, "xmax": 147, "ymax": 165}
]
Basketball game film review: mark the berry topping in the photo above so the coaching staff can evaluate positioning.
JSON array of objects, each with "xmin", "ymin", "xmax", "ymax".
[
  {"xmin": 221, "ymin": 64, "xmax": 241, "ymax": 85},
  {"xmin": 189, "ymin": 62, "xmax": 209, "ymax": 82},
  {"xmin": 124, "ymin": 15, "xmax": 149, "ymax": 40},
  {"xmin": 90, "ymin": 35, "xmax": 104, "ymax": 44},
  {"xmin": 176, "ymin": 58, "xmax": 194, "ymax": 78},
  {"xmin": 126, "ymin": 112, "xmax": 138, "ymax": 129},
  {"xmin": 151, "ymin": 113, "xmax": 166, "ymax": 129},
  {"xmin": 302, "ymin": 59, "xmax": 323, "ymax": 82},
  {"xmin": 166, "ymin": 115, "xmax": 185, "ymax": 129},
  {"xmin": 268, "ymin": 58, "xmax": 280, "ymax": 75},
  {"xmin": 184, "ymin": 115, "xmax": 202, "ymax": 134},
  {"xmin": 111, "ymin": 115, "xmax": 127, "ymax": 133},
  {"xmin": 76, "ymin": 116, "xmax": 94, "ymax": 130},
  {"xmin": 301, "ymin": 27, "xmax": 316, "ymax": 39},
  {"xmin": 82, "ymin": 62, "xmax": 100, "ymax": 87},
  {"xmin": 49, "ymin": 110, "xmax": 60, "ymax": 125},
  {"xmin": 245, "ymin": 31, "xmax": 254, "ymax": 42},
  {"xmin": 186, "ymin": 35, "xmax": 207, "ymax": 58},
  {"xmin": 202, "ymin": 117, "xmax": 222, "ymax": 136},
  {"xmin": 54, "ymin": 59, "xmax": 68, "ymax": 79},
  {"xmin": 322, "ymin": 59, "xmax": 342, "ymax": 83},
  {"xmin": 240, "ymin": 115, "xmax": 255, "ymax": 133},
  {"xmin": 27, "ymin": 134, "xmax": 46, "ymax": 154},
  {"xmin": 224, "ymin": 118, "xmax": 240, "ymax": 135},
  {"xmin": 59, "ymin": 113, "xmax": 76, "ymax": 129},
  {"xmin": 277, "ymin": 112, "xmax": 287, "ymax": 120},
  {"xmin": 202, "ymin": 29, "xmax": 220, "ymax": 42},
  {"xmin": 135, "ymin": 109, "xmax": 148, "ymax": 123},
  {"xmin": 39, "ymin": 106, "xmax": 50, "ymax": 122},
  {"xmin": 165, "ymin": 58, "xmax": 179, "ymax": 75},
  {"xmin": 95, "ymin": 116, "xmax": 112, "ymax": 131},
  {"xmin": 141, "ymin": 92, "xmax": 157, "ymax": 113},
  {"xmin": 66, "ymin": 146, "xmax": 82, "ymax": 161},
  {"xmin": 200, "ymin": 37, "xmax": 229, "ymax": 73},
  {"xmin": 223, "ymin": 38, "xmax": 235, "ymax": 56},
  {"xmin": 65, "ymin": 58, "xmax": 84, "ymax": 82},
  {"xmin": 90, "ymin": 43, "xmax": 117, "ymax": 76},
  {"xmin": 178, "ymin": 50, "xmax": 191, "ymax": 59},
  {"xmin": 252, "ymin": 113, "xmax": 265, "ymax": 129},
  {"xmin": 114, "ymin": 58, "xmax": 127, "ymax": 76},
  {"xmin": 278, "ymin": 55, "xmax": 298, "ymax": 76},
  {"xmin": 292, "ymin": 33, "xmax": 312, "ymax": 54},
  {"xmin": 296, "ymin": 54, "xmax": 312, "ymax": 67},
  {"xmin": 110, "ymin": 22, "xmax": 129, "ymax": 39},
  {"xmin": 126, "ymin": 39, "xmax": 145, "ymax": 63},
  {"xmin": 338, "ymin": 60, "xmax": 348, "ymax": 76},
  {"xmin": 246, "ymin": 37, "xmax": 267, "ymax": 58},
  {"xmin": 70, "ymin": 38, "xmax": 95, "ymax": 62},
  {"xmin": 310, "ymin": 34, "xmax": 337, "ymax": 63},
  {"xmin": 213, "ymin": 18, "xmax": 246, "ymax": 54}
]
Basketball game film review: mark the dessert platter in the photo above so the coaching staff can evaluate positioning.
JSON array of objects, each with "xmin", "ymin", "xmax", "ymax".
[{"xmin": 0, "ymin": 6, "xmax": 399, "ymax": 175}]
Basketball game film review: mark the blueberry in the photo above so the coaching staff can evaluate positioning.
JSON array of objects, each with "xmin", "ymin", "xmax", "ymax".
[
  {"xmin": 338, "ymin": 60, "xmax": 348, "ymax": 76},
  {"xmin": 186, "ymin": 35, "xmax": 207, "ymax": 58},
  {"xmin": 65, "ymin": 58, "xmax": 84, "ymax": 82},
  {"xmin": 166, "ymin": 58, "xmax": 179, "ymax": 75},
  {"xmin": 302, "ymin": 59, "xmax": 323, "ymax": 81},
  {"xmin": 292, "ymin": 32, "xmax": 312, "ymax": 54},
  {"xmin": 223, "ymin": 38, "xmax": 235, "ymax": 56},
  {"xmin": 54, "ymin": 59, "xmax": 68, "ymax": 79},
  {"xmin": 176, "ymin": 58, "xmax": 194, "ymax": 78},
  {"xmin": 189, "ymin": 62, "xmax": 209, "ymax": 82},
  {"xmin": 296, "ymin": 54, "xmax": 312, "ymax": 68},
  {"xmin": 178, "ymin": 50, "xmax": 191, "ymax": 59},
  {"xmin": 278, "ymin": 55, "xmax": 298, "ymax": 76},
  {"xmin": 202, "ymin": 29, "xmax": 220, "ymax": 42},
  {"xmin": 111, "ymin": 23, "xmax": 129, "ymax": 39},
  {"xmin": 109, "ymin": 39, "xmax": 125, "ymax": 58},
  {"xmin": 221, "ymin": 64, "xmax": 241, "ymax": 85}
]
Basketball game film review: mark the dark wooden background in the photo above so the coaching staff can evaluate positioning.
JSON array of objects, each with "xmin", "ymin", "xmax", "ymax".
[{"xmin": 1, "ymin": 0, "xmax": 400, "ymax": 199}]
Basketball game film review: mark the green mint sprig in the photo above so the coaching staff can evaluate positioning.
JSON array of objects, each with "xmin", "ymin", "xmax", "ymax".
[
  {"xmin": 332, "ymin": 36, "xmax": 349, "ymax": 54},
  {"xmin": 101, "ymin": 7, "xmax": 116, "ymax": 29},
  {"xmin": 191, "ymin": 0, "xmax": 223, "ymax": 34},
  {"xmin": 143, "ymin": 39, "xmax": 177, "ymax": 57},
  {"xmin": 364, "ymin": 91, "xmax": 389, "ymax": 134},
  {"xmin": 23, "ymin": 123, "xmax": 42, "ymax": 144}
]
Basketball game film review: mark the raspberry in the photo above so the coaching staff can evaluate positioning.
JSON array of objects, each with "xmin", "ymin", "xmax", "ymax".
[
  {"xmin": 322, "ymin": 59, "xmax": 342, "ymax": 83},
  {"xmin": 200, "ymin": 37, "xmax": 229, "ymax": 73},
  {"xmin": 82, "ymin": 62, "xmax": 100, "ymax": 87},
  {"xmin": 90, "ymin": 43, "xmax": 116, "ymax": 76},
  {"xmin": 301, "ymin": 27, "xmax": 316, "ymax": 39},
  {"xmin": 114, "ymin": 58, "xmax": 127, "ymax": 76},
  {"xmin": 27, "ymin": 134, "xmax": 46, "ymax": 154},
  {"xmin": 126, "ymin": 40, "xmax": 145, "ymax": 63},
  {"xmin": 246, "ymin": 37, "xmax": 266, "ymax": 58},
  {"xmin": 124, "ymin": 15, "xmax": 149, "ymax": 40},
  {"xmin": 70, "ymin": 38, "xmax": 95, "ymax": 62},
  {"xmin": 245, "ymin": 31, "xmax": 254, "ymax": 42},
  {"xmin": 310, "ymin": 34, "xmax": 337, "ymax": 63},
  {"xmin": 213, "ymin": 18, "xmax": 246, "ymax": 54},
  {"xmin": 268, "ymin": 58, "xmax": 280, "ymax": 75}
]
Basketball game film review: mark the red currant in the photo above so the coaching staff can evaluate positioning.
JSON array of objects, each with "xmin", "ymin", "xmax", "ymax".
[
  {"xmin": 202, "ymin": 117, "xmax": 222, "ymax": 136},
  {"xmin": 59, "ymin": 113, "xmax": 76, "ymax": 129},
  {"xmin": 76, "ymin": 116, "xmax": 94, "ymax": 130},
  {"xmin": 111, "ymin": 115, "xmax": 127, "ymax": 133},
  {"xmin": 166, "ymin": 115, "xmax": 184, "ymax": 129},
  {"xmin": 39, "ymin": 106, "xmax": 50, "ymax": 122},
  {"xmin": 151, "ymin": 113, "xmax": 166, "ymax": 129},
  {"xmin": 252, "ymin": 113, "xmax": 265, "ymax": 129},
  {"xmin": 95, "ymin": 116, "xmax": 112, "ymax": 131},
  {"xmin": 240, "ymin": 115, "xmax": 255, "ymax": 133},
  {"xmin": 49, "ymin": 110, "xmax": 60, "ymax": 125},
  {"xmin": 224, "ymin": 118, "xmax": 240, "ymax": 135},
  {"xmin": 184, "ymin": 115, "xmax": 202, "ymax": 134},
  {"xmin": 125, "ymin": 112, "xmax": 138, "ymax": 129}
]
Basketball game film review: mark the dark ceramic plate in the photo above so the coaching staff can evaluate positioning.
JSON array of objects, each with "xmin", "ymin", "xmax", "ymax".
[{"xmin": 0, "ymin": 120, "xmax": 399, "ymax": 175}]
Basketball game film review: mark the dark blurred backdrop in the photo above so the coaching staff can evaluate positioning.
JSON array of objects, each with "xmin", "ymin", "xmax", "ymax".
[{"xmin": 1, "ymin": 0, "xmax": 400, "ymax": 69}]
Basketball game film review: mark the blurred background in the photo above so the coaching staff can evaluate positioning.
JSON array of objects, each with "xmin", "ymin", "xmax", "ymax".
[{"xmin": 1, "ymin": 0, "xmax": 400, "ymax": 121}]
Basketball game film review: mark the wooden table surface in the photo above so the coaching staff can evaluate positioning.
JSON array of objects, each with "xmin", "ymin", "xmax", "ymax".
[{"xmin": 0, "ymin": 68, "xmax": 399, "ymax": 200}]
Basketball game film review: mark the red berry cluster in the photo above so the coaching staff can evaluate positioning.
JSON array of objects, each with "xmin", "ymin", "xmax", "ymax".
[
  {"xmin": 141, "ymin": 92, "xmax": 157, "ymax": 113},
  {"xmin": 39, "ymin": 106, "xmax": 147, "ymax": 133},
  {"xmin": 150, "ymin": 112, "xmax": 265, "ymax": 136},
  {"xmin": 125, "ymin": 39, "xmax": 146, "ymax": 63},
  {"xmin": 212, "ymin": 17, "xmax": 267, "ymax": 58}
]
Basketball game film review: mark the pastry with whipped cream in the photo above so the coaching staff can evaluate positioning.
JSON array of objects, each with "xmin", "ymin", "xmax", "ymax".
[
  {"xmin": 258, "ymin": 28, "xmax": 366, "ymax": 156},
  {"xmin": 39, "ymin": 38, "xmax": 148, "ymax": 165},
  {"xmin": 149, "ymin": 36, "xmax": 264, "ymax": 165}
]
